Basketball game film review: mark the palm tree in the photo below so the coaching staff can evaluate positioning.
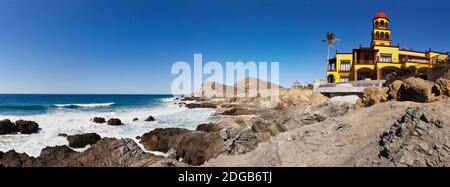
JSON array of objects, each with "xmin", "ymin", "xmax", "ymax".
[{"xmin": 322, "ymin": 32, "xmax": 340, "ymax": 73}]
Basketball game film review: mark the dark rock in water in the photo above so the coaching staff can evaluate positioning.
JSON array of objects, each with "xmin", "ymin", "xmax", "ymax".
[
  {"xmin": 91, "ymin": 117, "xmax": 106, "ymax": 124},
  {"xmin": 185, "ymin": 102, "xmax": 217, "ymax": 109},
  {"xmin": 196, "ymin": 123, "xmax": 220, "ymax": 132},
  {"xmin": 174, "ymin": 131, "xmax": 226, "ymax": 166},
  {"xmin": 107, "ymin": 118, "xmax": 122, "ymax": 126},
  {"xmin": 58, "ymin": 133, "xmax": 68, "ymax": 137},
  {"xmin": 67, "ymin": 133, "xmax": 101, "ymax": 148},
  {"xmin": 135, "ymin": 136, "xmax": 141, "ymax": 140},
  {"xmin": 15, "ymin": 120, "xmax": 39, "ymax": 134},
  {"xmin": 145, "ymin": 115, "xmax": 155, "ymax": 122},
  {"xmin": 132, "ymin": 118, "xmax": 139, "ymax": 121},
  {"xmin": 0, "ymin": 119, "xmax": 17, "ymax": 135},
  {"xmin": 220, "ymin": 128, "xmax": 259, "ymax": 155},
  {"xmin": 140, "ymin": 128, "xmax": 190, "ymax": 152}
]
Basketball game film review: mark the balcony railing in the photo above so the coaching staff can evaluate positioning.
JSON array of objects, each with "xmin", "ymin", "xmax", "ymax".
[{"xmin": 356, "ymin": 60, "xmax": 375, "ymax": 64}]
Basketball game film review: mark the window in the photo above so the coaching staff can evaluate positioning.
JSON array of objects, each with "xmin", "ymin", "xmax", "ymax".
[
  {"xmin": 386, "ymin": 33, "xmax": 390, "ymax": 39},
  {"xmin": 380, "ymin": 54, "xmax": 392, "ymax": 62},
  {"xmin": 340, "ymin": 76, "xmax": 349, "ymax": 83},
  {"xmin": 340, "ymin": 61, "xmax": 350, "ymax": 71}
]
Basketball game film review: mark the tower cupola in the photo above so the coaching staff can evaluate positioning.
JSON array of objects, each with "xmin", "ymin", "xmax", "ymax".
[{"xmin": 371, "ymin": 11, "xmax": 392, "ymax": 46}]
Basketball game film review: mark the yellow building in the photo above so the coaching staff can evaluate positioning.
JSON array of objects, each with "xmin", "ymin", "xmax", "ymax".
[{"xmin": 326, "ymin": 11, "xmax": 449, "ymax": 83}]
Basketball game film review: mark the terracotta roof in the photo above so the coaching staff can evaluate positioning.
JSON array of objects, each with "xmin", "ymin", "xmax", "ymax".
[{"xmin": 374, "ymin": 11, "xmax": 388, "ymax": 20}]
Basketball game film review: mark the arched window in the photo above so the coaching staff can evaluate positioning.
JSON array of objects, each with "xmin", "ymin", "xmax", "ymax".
[
  {"xmin": 375, "ymin": 32, "xmax": 380, "ymax": 39},
  {"xmin": 386, "ymin": 22, "xmax": 389, "ymax": 28},
  {"xmin": 380, "ymin": 20, "xmax": 385, "ymax": 27},
  {"xmin": 375, "ymin": 21, "xmax": 379, "ymax": 27},
  {"xmin": 380, "ymin": 32, "xmax": 385, "ymax": 39},
  {"xmin": 386, "ymin": 33, "xmax": 390, "ymax": 39}
]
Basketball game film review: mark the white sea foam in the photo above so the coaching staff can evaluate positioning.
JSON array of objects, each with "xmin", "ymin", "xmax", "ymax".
[
  {"xmin": 53, "ymin": 102, "xmax": 115, "ymax": 108},
  {"xmin": 0, "ymin": 100, "xmax": 217, "ymax": 157}
]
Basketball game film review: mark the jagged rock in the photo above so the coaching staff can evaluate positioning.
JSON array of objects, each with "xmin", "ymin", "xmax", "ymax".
[
  {"xmin": 91, "ymin": 117, "xmax": 106, "ymax": 124},
  {"xmin": 0, "ymin": 119, "xmax": 16, "ymax": 135},
  {"xmin": 133, "ymin": 118, "xmax": 139, "ymax": 121},
  {"xmin": 196, "ymin": 123, "xmax": 220, "ymax": 132},
  {"xmin": 0, "ymin": 138, "xmax": 163, "ymax": 167},
  {"xmin": 15, "ymin": 120, "xmax": 39, "ymax": 134},
  {"xmin": 370, "ymin": 107, "xmax": 449, "ymax": 167},
  {"xmin": 107, "ymin": 118, "xmax": 122, "ymax": 126},
  {"xmin": 220, "ymin": 128, "xmax": 259, "ymax": 155},
  {"xmin": 145, "ymin": 116, "xmax": 155, "ymax": 121},
  {"xmin": 66, "ymin": 133, "xmax": 101, "ymax": 148}
]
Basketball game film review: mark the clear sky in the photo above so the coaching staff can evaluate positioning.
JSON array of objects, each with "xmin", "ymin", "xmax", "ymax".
[{"xmin": 0, "ymin": 0, "xmax": 449, "ymax": 94}]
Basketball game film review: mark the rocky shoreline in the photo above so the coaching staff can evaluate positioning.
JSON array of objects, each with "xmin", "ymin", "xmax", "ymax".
[{"xmin": 1, "ymin": 77, "xmax": 450, "ymax": 167}]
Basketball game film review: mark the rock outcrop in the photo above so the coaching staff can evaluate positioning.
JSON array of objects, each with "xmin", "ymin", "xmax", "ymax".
[
  {"xmin": 0, "ymin": 119, "xmax": 39, "ymax": 135},
  {"xmin": 0, "ymin": 138, "xmax": 163, "ymax": 167},
  {"xmin": 91, "ymin": 117, "xmax": 106, "ymax": 124},
  {"xmin": 357, "ymin": 87, "xmax": 389, "ymax": 107},
  {"xmin": 67, "ymin": 133, "xmax": 102, "ymax": 148},
  {"xmin": 139, "ymin": 128, "xmax": 226, "ymax": 165},
  {"xmin": 185, "ymin": 102, "xmax": 217, "ymax": 109},
  {"xmin": 0, "ymin": 119, "xmax": 16, "ymax": 135},
  {"xmin": 145, "ymin": 116, "xmax": 155, "ymax": 122},
  {"xmin": 398, "ymin": 77, "xmax": 438, "ymax": 102},
  {"xmin": 220, "ymin": 128, "xmax": 259, "ymax": 155},
  {"xmin": 107, "ymin": 118, "xmax": 122, "ymax": 126}
]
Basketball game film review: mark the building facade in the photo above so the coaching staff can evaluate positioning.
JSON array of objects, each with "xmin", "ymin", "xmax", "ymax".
[{"xmin": 326, "ymin": 11, "xmax": 449, "ymax": 83}]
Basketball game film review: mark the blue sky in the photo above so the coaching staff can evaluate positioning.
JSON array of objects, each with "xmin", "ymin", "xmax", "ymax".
[{"xmin": 0, "ymin": 0, "xmax": 449, "ymax": 94}]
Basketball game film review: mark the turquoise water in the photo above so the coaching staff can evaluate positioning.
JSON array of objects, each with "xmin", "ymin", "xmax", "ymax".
[
  {"xmin": 0, "ymin": 94, "xmax": 172, "ymax": 115},
  {"xmin": 0, "ymin": 94, "xmax": 217, "ymax": 156}
]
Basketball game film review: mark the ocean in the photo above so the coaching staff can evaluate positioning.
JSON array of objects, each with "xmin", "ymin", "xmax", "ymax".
[{"xmin": 0, "ymin": 94, "xmax": 217, "ymax": 156}]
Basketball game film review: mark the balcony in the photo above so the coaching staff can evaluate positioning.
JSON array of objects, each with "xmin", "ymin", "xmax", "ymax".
[{"xmin": 356, "ymin": 60, "xmax": 375, "ymax": 65}]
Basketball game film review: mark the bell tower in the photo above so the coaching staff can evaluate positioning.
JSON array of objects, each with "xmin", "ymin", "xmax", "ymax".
[{"xmin": 371, "ymin": 11, "xmax": 392, "ymax": 46}]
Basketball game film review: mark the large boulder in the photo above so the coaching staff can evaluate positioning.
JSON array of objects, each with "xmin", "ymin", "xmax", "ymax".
[
  {"xmin": 398, "ymin": 77, "xmax": 438, "ymax": 102},
  {"xmin": 66, "ymin": 133, "xmax": 102, "ymax": 148},
  {"xmin": 196, "ymin": 123, "xmax": 221, "ymax": 132},
  {"xmin": 185, "ymin": 102, "xmax": 217, "ymax": 109},
  {"xmin": 139, "ymin": 128, "xmax": 226, "ymax": 165},
  {"xmin": 0, "ymin": 119, "xmax": 16, "ymax": 135},
  {"xmin": 14, "ymin": 120, "xmax": 39, "ymax": 134},
  {"xmin": 220, "ymin": 107, "xmax": 259, "ymax": 116},
  {"xmin": 358, "ymin": 87, "xmax": 389, "ymax": 107},
  {"xmin": 91, "ymin": 117, "xmax": 106, "ymax": 124},
  {"xmin": 174, "ymin": 131, "xmax": 226, "ymax": 165},
  {"xmin": 107, "ymin": 118, "xmax": 122, "ymax": 126},
  {"xmin": 139, "ymin": 128, "xmax": 190, "ymax": 152}
]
